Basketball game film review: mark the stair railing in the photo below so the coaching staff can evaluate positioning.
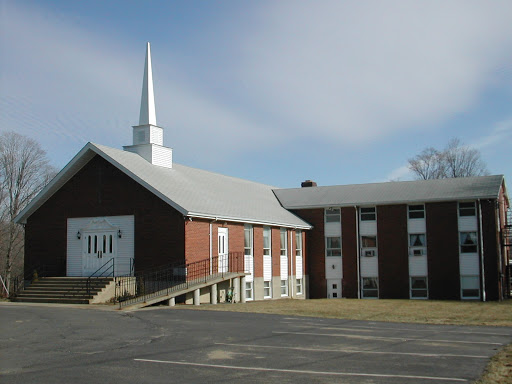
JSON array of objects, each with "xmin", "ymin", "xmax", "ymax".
[{"xmin": 8, "ymin": 262, "xmax": 48, "ymax": 299}]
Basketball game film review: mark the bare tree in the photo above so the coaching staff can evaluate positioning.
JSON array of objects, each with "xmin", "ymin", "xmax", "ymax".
[
  {"xmin": 407, "ymin": 147, "xmax": 446, "ymax": 180},
  {"xmin": 408, "ymin": 138, "xmax": 489, "ymax": 180},
  {"xmin": 0, "ymin": 132, "xmax": 57, "ymax": 290},
  {"xmin": 443, "ymin": 138, "xmax": 489, "ymax": 178}
]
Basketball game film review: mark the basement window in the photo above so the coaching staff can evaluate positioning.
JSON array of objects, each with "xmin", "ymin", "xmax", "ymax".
[
  {"xmin": 461, "ymin": 276, "xmax": 480, "ymax": 299},
  {"xmin": 264, "ymin": 281, "xmax": 271, "ymax": 298},
  {"xmin": 296, "ymin": 278, "xmax": 303, "ymax": 295},
  {"xmin": 410, "ymin": 277, "xmax": 428, "ymax": 298},
  {"xmin": 362, "ymin": 277, "xmax": 378, "ymax": 298}
]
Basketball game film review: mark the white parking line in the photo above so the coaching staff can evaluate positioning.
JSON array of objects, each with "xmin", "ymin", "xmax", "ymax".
[
  {"xmin": 134, "ymin": 358, "xmax": 468, "ymax": 382},
  {"xmin": 273, "ymin": 331, "xmax": 503, "ymax": 345},
  {"xmin": 282, "ymin": 323, "xmax": 511, "ymax": 337},
  {"xmin": 214, "ymin": 342, "xmax": 488, "ymax": 359}
]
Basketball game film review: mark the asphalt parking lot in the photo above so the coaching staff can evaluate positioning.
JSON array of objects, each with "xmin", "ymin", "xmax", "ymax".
[{"xmin": 1, "ymin": 302, "xmax": 511, "ymax": 383}]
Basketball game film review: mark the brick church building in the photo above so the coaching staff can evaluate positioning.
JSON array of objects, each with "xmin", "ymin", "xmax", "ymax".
[{"xmin": 16, "ymin": 44, "xmax": 511, "ymax": 302}]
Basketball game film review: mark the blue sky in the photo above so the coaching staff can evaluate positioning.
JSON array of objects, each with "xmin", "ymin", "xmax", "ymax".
[{"xmin": 1, "ymin": 0, "xmax": 511, "ymax": 188}]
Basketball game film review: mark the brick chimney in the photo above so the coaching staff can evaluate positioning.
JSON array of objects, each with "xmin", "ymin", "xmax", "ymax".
[{"xmin": 301, "ymin": 180, "xmax": 317, "ymax": 188}]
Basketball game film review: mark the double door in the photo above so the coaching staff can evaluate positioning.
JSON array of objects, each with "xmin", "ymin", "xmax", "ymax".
[{"xmin": 82, "ymin": 231, "xmax": 117, "ymax": 276}]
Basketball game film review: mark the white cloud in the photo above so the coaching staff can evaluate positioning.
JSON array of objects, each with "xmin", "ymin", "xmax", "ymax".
[{"xmin": 235, "ymin": 0, "xmax": 512, "ymax": 143}]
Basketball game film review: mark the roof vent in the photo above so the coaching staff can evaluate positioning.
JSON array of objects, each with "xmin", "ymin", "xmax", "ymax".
[{"xmin": 301, "ymin": 180, "xmax": 317, "ymax": 188}]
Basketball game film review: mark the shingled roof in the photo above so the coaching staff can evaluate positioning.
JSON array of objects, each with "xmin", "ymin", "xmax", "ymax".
[
  {"xmin": 15, "ymin": 142, "xmax": 311, "ymax": 229},
  {"xmin": 273, "ymin": 175, "xmax": 506, "ymax": 209}
]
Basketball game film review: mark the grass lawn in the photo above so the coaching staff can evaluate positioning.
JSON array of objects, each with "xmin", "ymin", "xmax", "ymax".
[
  {"xmin": 183, "ymin": 298, "xmax": 512, "ymax": 383},
  {"xmin": 187, "ymin": 298, "xmax": 512, "ymax": 326}
]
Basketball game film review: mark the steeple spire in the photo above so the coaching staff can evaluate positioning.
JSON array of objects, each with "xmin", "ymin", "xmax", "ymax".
[
  {"xmin": 139, "ymin": 42, "xmax": 157, "ymax": 126},
  {"xmin": 124, "ymin": 42, "xmax": 173, "ymax": 168}
]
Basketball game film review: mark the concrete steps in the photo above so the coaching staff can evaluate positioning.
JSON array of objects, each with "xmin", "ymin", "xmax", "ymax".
[{"xmin": 13, "ymin": 277, "xmax": 114, "ymax": 304}]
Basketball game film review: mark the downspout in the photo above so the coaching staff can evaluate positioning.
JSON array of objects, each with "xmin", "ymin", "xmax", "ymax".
[
  {"xmin": 289, "ymin": 229, "xmax": 293, "ymax": 297},
  {"xmin": 495, "ymin": 200, "xmax": 503, "ymax": 301},
  {"xmin": 478, "ymin": 199, "xmax": 486, "ymax": 302},
  {"xmin": 355, "ymin": 206, "xmax": 361, "ymax": 299}
]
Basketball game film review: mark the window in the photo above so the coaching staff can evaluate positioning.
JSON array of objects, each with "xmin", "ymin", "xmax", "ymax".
[
  {"xmin": 326, "ymin": 237, "xmax": 342, "ymax": 256},
  {"xmin": 409, "ymin": 234, "xmax": 426, "ymax": 256},
  {"xmin": 244, "ymin": 225, "xmax": 252, "ymax": 256},
  {"xmin": 325, "ymin": 208, "xmax": 341, "ymax": 223},
  {"xmin": 280, "ymin": 228, "xmax": 287, "ymax": 256},
  {"xmin": 460, "ymin": 232, "xmax": 478, "ymax": 253},
  {"xmin": 264, "ymin": 281, "xmax": 271, "ymax": 298},
  {"xmin": 410, "ymin": 277, "xmax": 428, "ymax": 298},
  {"xmin": 408, "ymin": 205, "xmax": 425, "ymax": 219},
  {"xmin": 360, "ymin": 207, "xmax": 376, "ymax": 221},
  {"xmin": 361, "ymin": 235, "xmax": 377, "ymax": 257},
  {"xmin": 362, "ymin": 277, "xmax": 378, "ymax": 298},
  {"xmin": 281, "ymin": 280, "xmax": 288, "ymax": 296},
  {"xmin": 296, "ymin": 278, "xmax": 303, "ymax": 295},
  {"xmin": 461, "ymin": 276, "xmax": 480, "ymax": 298},
  {"xmin": 459, "ymin": 202, "xmax": 476, "ymax": 217},
  {"xmin": 263, "ymin": 226, "xmax": 271, "ymax": 256},
  {"xmin": 245, "ymin": 281, "xmax": 253, "ymax": 300},
  {"xmin": 295, "ymin": 230, "xmax": 302, "ymax": 257}
]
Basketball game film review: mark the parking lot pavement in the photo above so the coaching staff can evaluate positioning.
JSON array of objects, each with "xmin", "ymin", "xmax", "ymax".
[{"xmin": 1, "ymin": 302, "xmax": 511, "ymax": 384}]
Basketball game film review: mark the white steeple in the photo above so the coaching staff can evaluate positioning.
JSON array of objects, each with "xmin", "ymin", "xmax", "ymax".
[
  {"xmin": 139, "ymin": 42, "xmax": 157, "ymax": 126},
  {"xmin": 123, "ymin": 42, "xmax": 173, "ymax": 168}
]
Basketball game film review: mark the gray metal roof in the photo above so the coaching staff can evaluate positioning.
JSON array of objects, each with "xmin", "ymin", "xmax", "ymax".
[
  {"xmin": 273, "ymin": 175, "xmax": 506, "ymax": 209},
  {"xmin": 15, "ymin": 143, "xmax": 311, "ymax": 228}
]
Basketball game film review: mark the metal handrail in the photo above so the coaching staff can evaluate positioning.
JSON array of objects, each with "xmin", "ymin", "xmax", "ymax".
[
  {"xmin": 7, "ymin": 262, "xmax": 48, "ymax": 298},
  {"xmin": 115, "ymin": 252, "xmax": 244, "ymax": 308}
]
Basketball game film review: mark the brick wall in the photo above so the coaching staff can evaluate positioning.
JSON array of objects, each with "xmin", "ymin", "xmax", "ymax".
[
  {"xmin": 25, "ymin": 155, "xmax": 185, "ymax": 276},
  {"xmin": 377, "ymin": 204, "xmax": 409, "ymax": 299}
]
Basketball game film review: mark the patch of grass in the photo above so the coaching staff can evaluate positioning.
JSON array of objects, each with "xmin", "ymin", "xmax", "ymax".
[
  {"xmin": 475, "ymin": 343, "xmax": 512, "ymax": 384},
  {"xmin": 186, "ymin": 298, "xmax": 512, "ymax": 327}
]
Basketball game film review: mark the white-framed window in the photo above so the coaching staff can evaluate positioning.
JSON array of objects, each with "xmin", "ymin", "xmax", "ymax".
[
  {"xmin": 361, "ymin": 235, "xmax": 377, "ymax": 257},
  {"xmin": 280, "ymin": 228, "xmax": 287, "ymax": 256},
  {"xmin": 295, "ymin": 230, "xmax": 302, "ymax": 257},
  {"xmin": 296, "ymin": 278, "xmax": 303, "ymax": 295},
  {"xmin": 408, "ymin": 205, "xmax": 425, "ymax": 219},
  {"xmin": 244, "ymin": 225, "xmax": 253, "ymax": 257},
  {"xmin": 326, "ymin": 236, "xmax": 342, "ymax": 256},
  {"xmin": 263, "ymin": 226, "xmax": 271, "ymax": 256},
  {"xmin": 281, "ymin": 280, "xmax": 288, "ymax": 296},
  {"xmin": 264, "ymin": 281, "xmax": 271, "ymax": 298},
  {"xmin": 362, "ymin": 277, "xmax": 378, "ymax": 298},
  {"xmin": 461, "ymin": 275, "xmax": 480, "ymax": 299},
  {"xmin": 410, "ymin": 276, "xmax": 428, "ymax": 298},
  {"xmin": 325, "ymin": 208, "xmax": 341, "ymax": 223},
  {"xmin": 459, "ymin": 202, "xmax": 476, "ymax": 217},
  {"xmin": 360, "ymin": 207, "xmax": 376, "ymax": 221},
  {"xmin": 409, "ymin": 233, "xmax": 426, "ymax": 256},
  {"xmin": 245, "ymin": 281, "xmax": 253, "ymax": 300},
  {"xmin": 460, "ymin": 232, "xmax": 478, "ymax": 253}
]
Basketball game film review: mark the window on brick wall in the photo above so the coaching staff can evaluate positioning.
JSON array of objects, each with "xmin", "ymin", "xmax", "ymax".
[
  {"xmin": 361, "ymin": 235, "xmax": 377, "ymax": 257},
  {"xmin": 409, "ymin": 234, "xmax": 426, "ymax": 256},
  {"xmin": 360, "ymin": 207, "xmax": 376, "ymax": 221},
  {"xmin": 325, "ymin": 208, "xmax": 341, "ymax": 223},
  {"xmin": 295, "ymin": 230, "xmax": 302, "ymax": 257},
  {"xmin": 459, "ymin": 202, "xmax": 476, "ymax": 217},
  {"xmin": 280, "ymin": 228, "xmax": 287, "ymax": 256},
  {"xmin": 326, "ymin": 237, "xmax": 342, "ymax": 256},
  {"xmin": 263, "ymin": 226, "xmax": 271, "ymax": 256},
  {"xmin": 460, "ymin": 232, "xmax": 478, "ymax": 253},
  {"xmin": 408, "ymin": 205, "xmax": 425, "ymax": 219}
]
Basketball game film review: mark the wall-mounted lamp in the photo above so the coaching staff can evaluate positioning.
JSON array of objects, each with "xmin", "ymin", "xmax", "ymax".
[
  {"xmin": 77, "ymin": 231, "xmax": 81, "ymax": 240},
  {"xmin": 118, "ymin": 229, "xmax": 122, "ymax": 238}
]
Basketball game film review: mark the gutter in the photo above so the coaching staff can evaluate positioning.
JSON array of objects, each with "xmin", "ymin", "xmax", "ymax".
[{"xmin": 478, "ymin": 199, "xmax": 486, "ymax": 302}]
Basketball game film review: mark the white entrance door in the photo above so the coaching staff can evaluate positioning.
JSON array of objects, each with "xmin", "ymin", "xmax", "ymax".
[
  {"xmin": 218, "ymin": 228, "xmax": 229, "ymax": 273},
  {"xmin": 83, "ymin": 231, "xmax": 117, "ymax": 276},
  {"xmin": 327, "ymin": 279, "xmax": 342, "ymax": 299}
]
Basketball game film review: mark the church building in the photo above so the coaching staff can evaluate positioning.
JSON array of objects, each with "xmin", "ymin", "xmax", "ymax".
[{"xmin": 15, "ymin": 43, "xmax": 511, "ymax": 303}]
